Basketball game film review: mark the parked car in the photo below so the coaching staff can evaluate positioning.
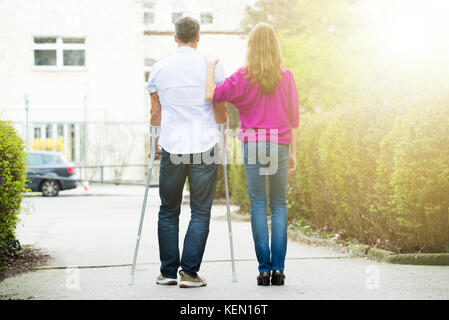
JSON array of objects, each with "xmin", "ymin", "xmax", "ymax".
[{"xmin": 25, "ymin": 151, "xmax": 78, "ymax": 197}]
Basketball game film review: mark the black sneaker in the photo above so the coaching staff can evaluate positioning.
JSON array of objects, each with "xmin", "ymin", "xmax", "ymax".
[
  {"xmin": 257, "ymin": 272, "xmax": 270, "ymax": 286},
  {"xmin": 271, "ymin": 270, "xmax": 285, "ymax": 285}
]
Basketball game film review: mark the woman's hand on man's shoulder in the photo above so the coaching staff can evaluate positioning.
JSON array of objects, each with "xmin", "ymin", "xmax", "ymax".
[{"xmin": 203, "ymin": 55, "xmax": 219, "ymax": 66}]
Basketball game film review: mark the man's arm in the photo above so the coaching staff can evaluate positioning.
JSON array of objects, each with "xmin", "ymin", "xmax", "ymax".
[
  {"xmin": 149, "ymin": 92, "xmax": 162, "ymax": 159},
  {"xmin": 150, "ymin": 92, "xmax": 161, "ymax": 126}
]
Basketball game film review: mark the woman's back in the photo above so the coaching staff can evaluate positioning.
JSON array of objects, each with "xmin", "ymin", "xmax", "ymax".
[{"xmin": 213, "ymin": 67, "xmax": 299, "ymax": 145}]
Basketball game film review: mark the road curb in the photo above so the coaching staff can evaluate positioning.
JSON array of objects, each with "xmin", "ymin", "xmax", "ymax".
[
  {"xmin": 349, "ymin": 246, "xmax": 449, "ymax": 266},
  {"xmin": 288, "ymin": 229, "xmax": 449, "ymax": 266}
]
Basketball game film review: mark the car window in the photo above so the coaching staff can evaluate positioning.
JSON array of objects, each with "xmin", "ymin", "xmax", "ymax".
[
  {"xmin": 42, "ymin": 155, "xmax": 53, "ymax": 164},
  {"xmin": 26, "ymin": 154, "xmax": 44, "ymax": 166},
  {"xmin": 26, "ymin": 154, "xmax": 53, "ymax": 166},
  {"xmin": 55, "ymin": 154, "xmax": 68, "ymax": 164}
]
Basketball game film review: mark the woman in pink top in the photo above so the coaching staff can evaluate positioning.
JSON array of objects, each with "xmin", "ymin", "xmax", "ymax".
[{"xmin": 205, "ymin": 23, "xmax": 300, "ymax": 286}]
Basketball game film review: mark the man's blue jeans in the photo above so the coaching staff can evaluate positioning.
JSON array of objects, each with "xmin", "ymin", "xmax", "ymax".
[
  {"xmin": 243, "ymin": 141, "xmax": 290, "ymax": 273},
  {"xmin": 158, "ymin": 146, "xmax": 218, "ymax": 279}
]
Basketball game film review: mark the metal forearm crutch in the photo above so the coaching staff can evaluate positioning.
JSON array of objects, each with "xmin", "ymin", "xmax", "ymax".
[
  {"xmin": 129, "ymin": 125, "xmax": 161, "ymax": 286},
  {"xmin": 218, "ymin": 123, "xmax": 238, "ymax": 283}
]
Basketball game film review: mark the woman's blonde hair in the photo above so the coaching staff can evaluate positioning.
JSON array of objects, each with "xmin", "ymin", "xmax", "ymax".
[{"xmin": 245, "ymin": 23, "xmax": 284, "ymax": 94}]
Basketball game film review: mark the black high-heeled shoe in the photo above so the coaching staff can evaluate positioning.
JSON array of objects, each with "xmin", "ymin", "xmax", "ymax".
[
  {"xmin": 257, "ymin": 272, "xmax": 271, "ymax": 286},
  {"xmin": 271, "ymin": 270, "xmax": 285, "ymax": 285}
]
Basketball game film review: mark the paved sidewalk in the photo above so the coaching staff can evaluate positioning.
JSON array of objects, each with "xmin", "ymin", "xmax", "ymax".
[{"xmin": 0, "ymin": 185, "xmax": 448, "ymax": 300}]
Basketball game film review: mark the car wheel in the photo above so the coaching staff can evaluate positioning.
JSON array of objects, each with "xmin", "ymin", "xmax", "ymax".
[{"xmin": 41, "ymin": 180, "xmax": 60, "ymax": 197}]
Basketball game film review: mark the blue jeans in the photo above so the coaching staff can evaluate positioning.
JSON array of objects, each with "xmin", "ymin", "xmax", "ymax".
[
  {"xmin": 243, "ymin": 141, "xmax": 290, "ymax": 273},
  {"xmin": 158, "ymin": 146, "xmax": 218, "ymax": 279}
]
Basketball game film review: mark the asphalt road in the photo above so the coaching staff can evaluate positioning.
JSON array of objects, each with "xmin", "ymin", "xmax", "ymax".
[{"xmin": 0, "ymin": 185, "xmax": 448, "ymax": 300}]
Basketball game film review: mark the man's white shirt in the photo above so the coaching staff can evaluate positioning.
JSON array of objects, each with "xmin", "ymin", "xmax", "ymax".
[{"xmin": 147, "ymin": 46, "xmax": 226, "ymax": 154}]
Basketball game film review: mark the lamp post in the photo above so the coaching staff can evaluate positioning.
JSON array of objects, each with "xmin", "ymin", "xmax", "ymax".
[{"xmin": 24, "ymin": 93, "xmax": 30, "ymax": 150}]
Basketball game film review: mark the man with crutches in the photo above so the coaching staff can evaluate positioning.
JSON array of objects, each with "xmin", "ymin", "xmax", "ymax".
[{"xmin": 133, "ymin": 16, "xmax": 229, "ymax": 288}]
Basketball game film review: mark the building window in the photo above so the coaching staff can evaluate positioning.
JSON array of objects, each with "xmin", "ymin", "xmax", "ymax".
[
  {"xmin": 143, "ymin": 1, "xmax": 155, "ymax": 24},
  {"xmin": 45, "ymin": 124, "xmax": 52, "ymax": 139},
  {"xmin": 172, "ymin": 12, "xmax": 183, "ymax": 23},
  {"xmin": 34, "ymin": 127, "xmax": 41, "ymax": 139},
  {"xmin": 144, "ymin": 12, "xmax": 154, "ymax": 24},
  {"xmin": 34, "ymin": 50, "xmax": 57, "ymax": 66},
  {"xmin": 34, "ymin": 37, "xmax": 86, "ymax": 69},
  {"xmin": 57, "ymin": 124, "xmax": 64, "ymax": 138},
  {"xmin": 201, "ymin": 12, "xmax": 213, "ymax": 24}
]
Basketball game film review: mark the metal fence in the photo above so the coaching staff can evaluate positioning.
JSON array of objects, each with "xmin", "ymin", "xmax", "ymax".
[
  {"xmin": 27, "ymin": 163, "xmax": 160, "ymax": 187},
  {"xmin": 14, "ymin": 121, "xmax": 157, "ymax": 185}
]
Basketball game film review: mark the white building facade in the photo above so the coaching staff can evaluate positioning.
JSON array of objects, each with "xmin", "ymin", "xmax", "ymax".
[{"xmin": 0, "ymin": 0, "xmax": 254, "ymax": 175}]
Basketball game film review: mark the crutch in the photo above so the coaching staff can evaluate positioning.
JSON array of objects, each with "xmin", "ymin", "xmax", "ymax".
[
  {"xmin": 218, "ymin": 123, "xmax": 238, "ymax": 282},
  {"xmin": 129, "ymin": 125, "xmax": 161, "ymax": 286}
]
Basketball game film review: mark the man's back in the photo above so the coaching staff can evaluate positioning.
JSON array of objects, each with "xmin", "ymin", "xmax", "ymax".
[{"xmin": 147, "ymin": 46, "xmax": 225, "ymax": 154}]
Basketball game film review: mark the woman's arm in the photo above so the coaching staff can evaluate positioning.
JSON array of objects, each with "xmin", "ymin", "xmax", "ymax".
[
  {"xmin": 204, "ymin": 57, "xmax": 227, "ymax": 123},
  {"xmin": 288, "ymin": 127, "xmax": 298, "ymax": 174},
  {"xmin": 205, "ymin": 57, "xmax": 219, "ymax": 102}
]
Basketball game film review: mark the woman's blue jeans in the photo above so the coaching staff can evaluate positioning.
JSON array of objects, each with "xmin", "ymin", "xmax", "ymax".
[{"xmin": 243, "ymin": 141, "xmax": 290, "ymax": 273}]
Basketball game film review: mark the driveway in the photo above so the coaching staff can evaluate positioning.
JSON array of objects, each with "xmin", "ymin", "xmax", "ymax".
[{"xmin": 0, "ymin": 185, "xmax": 448, "ymax": 300}]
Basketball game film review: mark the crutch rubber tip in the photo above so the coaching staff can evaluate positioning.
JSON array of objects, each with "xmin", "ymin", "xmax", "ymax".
[
  {"xmin": 232, "ymin": 273, "xmax": 238, "ymax": 283},
  {"xmin": 128, "ymin": 276, "xmax": 135, "ymax": 286}
]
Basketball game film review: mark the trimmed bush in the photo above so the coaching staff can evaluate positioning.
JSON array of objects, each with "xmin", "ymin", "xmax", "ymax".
[
  {"xmin": 288, "ymin": 105, "xmax": 397, "ymax": 243},
  {"xmin": 374, "ymin": 103, "xmax": 449, "ymax": 252},
  {"xmin": 319, "ymin": 105, "xmax": 397, "ymax": 243},
  {"xmin": 287, "ymin": 114, "xmax": 332, "ymax": 225},
  {"xmin": 290, "ymin": 102, "xmax": 449, "ymax": 253},
  {"xmin": 229, "ymin": 163, "xmax": 250, "ymax": 213},
  {"xmin": 229, "ymin": 99, "xmax": 449, "ymax": 253},
  {"xmin": 0, "ymin": 121, "xmax": 28, "ymax": 260}
]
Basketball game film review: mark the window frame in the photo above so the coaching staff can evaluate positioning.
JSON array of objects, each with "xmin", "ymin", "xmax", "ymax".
[{"xmin": 33, "ymin": 36, "xmax": 86, "ymax": 71}]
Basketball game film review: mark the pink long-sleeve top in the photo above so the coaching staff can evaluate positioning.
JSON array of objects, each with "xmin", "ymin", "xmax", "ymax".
[{"xmin": 213, "ymin": 67, "xmax": 300, "ymax": 145}]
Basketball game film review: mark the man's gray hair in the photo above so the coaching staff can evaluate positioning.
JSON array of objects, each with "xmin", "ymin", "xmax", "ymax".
[{"xmin": 175, "ymin": 16, "xmax": 200, "ymax": 44}]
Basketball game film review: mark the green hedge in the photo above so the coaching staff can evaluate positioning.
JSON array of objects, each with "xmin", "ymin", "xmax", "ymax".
[
  {"xmin": 0, "ymin": 121, "xmax": 28, "ymax": 260},
  {"xmin": 373, "ymin": 103, "xmax": 449, "ymax": 252},
  {"xmin": 227, "ymin": 102, "xmax": 449, "ymax": 253}
]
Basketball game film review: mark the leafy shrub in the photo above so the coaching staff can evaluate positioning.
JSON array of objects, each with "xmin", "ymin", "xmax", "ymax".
[
  {"xmin": 374, "ymin": 103, "xmax": 449, "ymax": 252},
  {"xmin": 286, "ymin": 101, "xmax": 449, "ymax": 253},
  {"xmin": 287, "ymin": 114, "xmax": 332, "ymax": 225},
  {"xmin": 229, "ymin": 163, "xmax": 250, "ymax": 213},
  {"xmin": 226, "ymin": 97, "xmax": 449, "ymax": 253},
  {"xmin": 318, "ymin": 105, "xmax": 397, "ymax": 243},
  {"xmin": 215, "ymin": 166, "xmax": 226, "ymax": 199},
  {"xmin": 0, "ymin": 121, "xmax": 28, "ymax": 260}
]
